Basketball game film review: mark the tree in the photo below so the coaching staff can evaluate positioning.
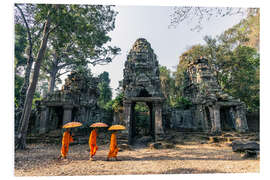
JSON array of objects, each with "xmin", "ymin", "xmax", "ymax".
[
  {"xmin": 15, "ymin": 4, "xmax": 55, "ymax": 150},
  {"xmin": 159, "ymin": 66, "xmax": 177, "ymax": 106},
  {"xmin": 14, "ymin": 23, "xmax": 27, "ymax": 111},
  {"xmin": 175, "ymin": 44, "xmax": 209, "ymax": 94},
  {"xmin": 105, "ymin": 80, "xmax": 124, "ymax": 112},
  {"xmin": 15, "ymin": 4, "xmax": 120, "ymax": 149},
  {"xmin": 218, "ymin": 9, "xmax": 260, "ymax": 51},
  {"xmin": 14, "ymin": 23, "xmax": 27, "ymax": 74},
  {"xmin": 169, "ymin": 7, "xmax": 259, "ymax": 32},
  {"xmin": 98, "ymin": 71, "xmax": 112, "ymax": 108},
  {"xmin": 15, "ymin": 5, "xmax": 36, "ymax": 131},
  {"xmin": 15, "ymin": 75, "xmax": 24, "ymax": 108},
  {"xmin": 40, "ymin": 5, "xmax": 120, "ymax": 94},
  {"xmin": 220, "ymin": 46, "xmax": 259, "ymax": 112},
  {"xmin": 175, "ymin": 10, "xmax": 260, "ymax": 112},
  {"xmin": 159, "ymin": 66, "xmax": 172, "ymax": 99},
  {"xmin": 105, "ymin": 92, "xmax": 124, "ymax": 113}
]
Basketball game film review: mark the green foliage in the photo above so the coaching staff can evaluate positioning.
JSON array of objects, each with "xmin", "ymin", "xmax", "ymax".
[
  {"xmin": 43, "ymin": 4, "xmax": 121, "ymax": 68},
  {"xmin": 134, "ymin": 102, "xmax": 150, "ymax": 136},
  {"xmin": 105, "ymin": 92, "xmax": 124, "ymax": 112},
  {"xmin": 15, "ymin": 74, "xmax": 24, "ymax": 108},
  {"xmin": 98, "ymin": 72, "xmax": 112, "ymax": 108},
  {"xmin": 175, "ymin": 12, "xmax": 260, "ymax": 112},
  {"xmin": 159, "ymin": 66, "xmax": 175, "ymax": 99},
  {"xmin": 134, "ymin": 102, "xmax": 148, "ymax": 112},
  {"xmin": 32, "ymin": 92, "xmax": 42, "ymax": 109},
  {"xmin": 220, "ymin": 46, "xmax": 259, "ymax": 112},
  {"xmin": 16, "ymin": 4, "xmax": 121, "ymax": 94},
  {"xmin": 15, "ymin": 23, "xmax": 27, "ymax": 73},
  {"xmin": 170, "ymin": 96, "xmax": 192, "ymax": 109},
  {"xmin": 219, "ymin": 9, "xmax": 260, "ymax": 51},
  {"xmin": 175, "ymin": 45, "xmax": 209, "ymax": 91}
]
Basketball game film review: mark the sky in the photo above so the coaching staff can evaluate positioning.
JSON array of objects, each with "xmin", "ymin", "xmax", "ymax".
[{"xmin": 89, "ymin": 5, "xmax": 246, "ymax": 97}]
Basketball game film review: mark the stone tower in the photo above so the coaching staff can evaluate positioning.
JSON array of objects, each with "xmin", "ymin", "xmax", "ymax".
[
  {"xmin": 122, "ymin": 38, "xmax": 165, "ymax": 144},
  {"xmin": 183, "ymin": 57, "xmax": 248, "ymax": 133}
]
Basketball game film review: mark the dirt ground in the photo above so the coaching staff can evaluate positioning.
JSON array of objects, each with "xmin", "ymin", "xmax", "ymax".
[{"xmin": 14, "ymin": 140, "xmax": 259, "ymax": 176}]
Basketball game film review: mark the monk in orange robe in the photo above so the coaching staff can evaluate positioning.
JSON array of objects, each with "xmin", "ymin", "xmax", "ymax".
[
  {"xmin": 107, "ymin": 131, "xmax": 119, "ymax": 161},
  {"xmin": 89, "ymin": 128, "xmax": 98, "ymax": 160},
  {"xmin": 59, "ymin": 128, "xmax": 74, "ymax": 159}
]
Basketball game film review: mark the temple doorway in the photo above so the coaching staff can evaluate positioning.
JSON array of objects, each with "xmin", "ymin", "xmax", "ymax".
[
  {"xmin": 220, "ymin": 106, "xmax": 235, "ymax": 131},
  {"xmin": 131, "ymin": 102, "xmax": 152, "ymax": 140}
]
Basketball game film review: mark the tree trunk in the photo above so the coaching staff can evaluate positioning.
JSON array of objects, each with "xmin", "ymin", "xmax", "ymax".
[
  {"xmin": 48, "ymin": 52, "xmax": 60, "ymax": 94},
  {"xmin": 15, "ymin": 57, "xmax": 33, "ymax": 132},
  {"xmin": 15, "ymin": 13, "xmax": 52, "ymax": 150},
  {"xmin": 15, "ymin": 4, "xmax": 34, "ymax": 133},
  {"xmin": 48, "ymin": 68, "xmax": 58, "ymax": 94}
]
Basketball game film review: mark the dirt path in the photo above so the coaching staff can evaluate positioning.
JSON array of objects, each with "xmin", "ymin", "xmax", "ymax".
[{"xmin": 14, "ymin": 142, "xmax": 259, "ymax": 176}]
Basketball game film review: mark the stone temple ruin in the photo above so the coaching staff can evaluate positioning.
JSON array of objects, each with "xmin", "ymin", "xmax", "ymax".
[
  {"xmin": 34, "ymin": 70, "xmax": 110, "ymax": 135},
  {"xmin": 28, "ymin": 38, "xmax": 251, "ymax": 143},
  {"xmin": 171, "ymin": 57, "xmax": 248, "ymax": 133},
  {"xmin": 122, "ymin": 38, "xmax": 165, "ymax": 144}
]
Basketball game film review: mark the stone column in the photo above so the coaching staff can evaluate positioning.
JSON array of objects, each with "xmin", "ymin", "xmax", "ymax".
[
  {"xmin": 229, "ymin": 107, "xmax": 236, "ymax": 128},
  {"xmin": 234, "ymin": 104, "xmax": 248, "ymax": 132},
  {"xmin": 149, "ymin": 104, "xmax": 154, "ymax": 138},
  {"xmin": 153, "ymin": 101, "xmax": 164, "ymax": 141},
  {"xmin": 209, "ymin": 104, "xmax": 221, "ymax": 133},
  {"xmin": 202, "ymin": 106, "xmax": 209, "ymax": 131},
  {"xmin": 197, "ymin": 105, "xmax": 207, "ymax": 131},
  {"xmin": 39, "ymin": 105, "xmax": 49, "ymax": 134},
  {"xmin": 62, "ymin": 105, "xmax": 73, "ymax": 125},
  {"xmin": 123, "ymin": 100, "xmax": 132, "ymax": 144}
]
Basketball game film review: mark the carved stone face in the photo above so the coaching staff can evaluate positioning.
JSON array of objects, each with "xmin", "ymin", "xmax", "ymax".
[
  {"xmin": 136, "ymin": 73, "xmax": 150, "ymax": 85},
  {"xmin": 123, "ymin": 38, "xmax": 163, "ymax": 98},
  {"xmin": 132, "ymin": 39, "xmax": 149, "ymax": 51}
]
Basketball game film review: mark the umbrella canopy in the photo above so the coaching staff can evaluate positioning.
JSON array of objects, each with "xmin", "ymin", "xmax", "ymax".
[
  {"xmin": 62, "ymin": 122, "xmax": 82, "ymax": 129},
  {"xmin": 108, "ymin": 125, "xmax": 126, "ymax": 131},
  {"xmin": 90, "ymin": 122, "xmax": 108, "ymax": 128}
]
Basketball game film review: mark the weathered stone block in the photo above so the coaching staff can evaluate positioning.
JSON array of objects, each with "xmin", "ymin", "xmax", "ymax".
[
  {"xmin": 232, "ymin": 140, "xmax": 259, "ymax": 152},
  {"xmin": 149, "ymin": 142, "xmax": 162, "ymax": 149}
]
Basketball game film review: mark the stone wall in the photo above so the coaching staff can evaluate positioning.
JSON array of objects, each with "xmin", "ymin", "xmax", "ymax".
[
  {"xmin": 170, "ymin": 109, "xmax": 195, "ymax": 131},
  {"xmin": 34, "ymin": 70, "xmax": 112, "ymax": 135},
  {"xmin": 181, "ymin": 57, "xmax": 249, "ymax": 133},
  {"xmin": 246, "ymin": 112, "xmax": 260, "ymax": 132}
]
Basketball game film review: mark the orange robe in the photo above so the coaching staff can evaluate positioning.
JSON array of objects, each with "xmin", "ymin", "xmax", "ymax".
[
  {"xmin": 61, "ymin": 131, "xmax": 74, "ymax": 158},
  {"xmin": 108, "ymin": 132, "xmax": 119, "ymax": 158},
  {"xmin": 89, "ymin": 129, "xmax": 98, "ymax": 157}
]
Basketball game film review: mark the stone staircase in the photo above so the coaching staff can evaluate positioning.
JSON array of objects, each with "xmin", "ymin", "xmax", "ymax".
[
  {"xmin": 26, "ymin": 130, "xmax": 129, "ymax": 145},
  {"xmin": 26, "ymin": 130, "xmax": 259, "ymax": 146}
]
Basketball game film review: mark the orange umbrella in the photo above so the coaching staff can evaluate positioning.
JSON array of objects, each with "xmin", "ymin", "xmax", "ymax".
[
  {"xmin": 90, "ymin": 122, "xmax": 108, "ymax": 128},
  {"xmin": 62, "ymin": 122, "xmax": 82, "ymax": 129},
  {"xmin": 108, "ymin": 125, "xmax": 126, "ymax": 131}
]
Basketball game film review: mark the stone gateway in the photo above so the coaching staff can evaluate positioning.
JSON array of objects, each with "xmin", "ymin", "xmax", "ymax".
[{"xmin": 122, "ymin": 38, "xmax": 165, "ymax": 144}]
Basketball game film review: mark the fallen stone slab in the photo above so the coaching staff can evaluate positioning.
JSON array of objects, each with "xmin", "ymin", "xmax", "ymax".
[
  {"xmin": 137, "ymin": 136, "xmax": 153, "ymax": 144},
  {"xmin": 148, "ymin": 142, "xmax": 175, "ymax": 149},
  {"xmin": 242, "ymin": 150, "xmax": 258, "ymax": 159},
  {"xmin": 149, "ymin": 142, "xmax": 162, "ymax": 149},
  {"xmin": 232, "ymin": 140, "xmax": 259, "ymax": 152}
]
